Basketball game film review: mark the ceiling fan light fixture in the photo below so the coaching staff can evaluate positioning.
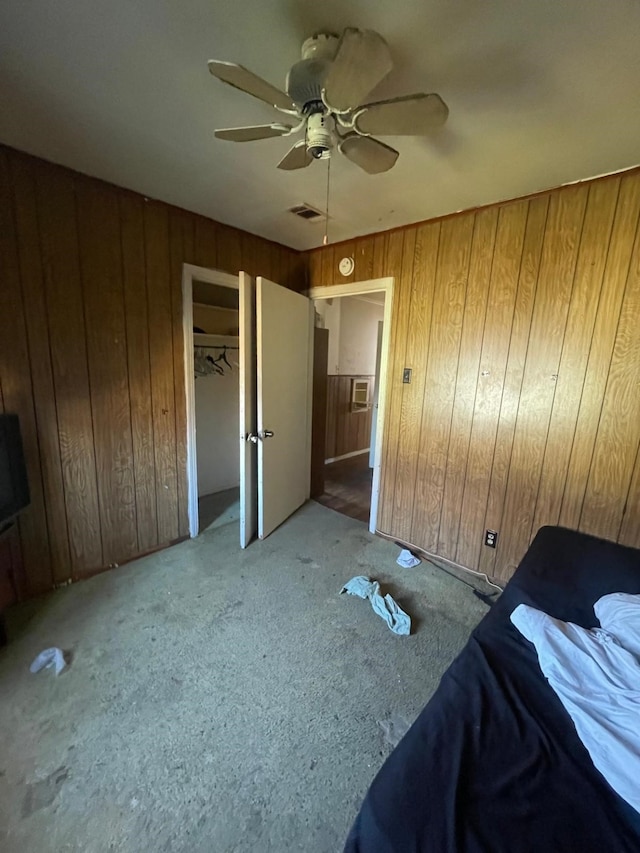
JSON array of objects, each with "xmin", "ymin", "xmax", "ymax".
[{"xmin": 306, "ymin": 112, "xmax": 334, "ymax": 160}]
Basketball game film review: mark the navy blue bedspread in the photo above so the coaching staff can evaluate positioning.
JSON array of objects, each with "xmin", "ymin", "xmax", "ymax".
[{"xmin": 345, "ymin": 526, "xmax": 640, "ymax": 852}]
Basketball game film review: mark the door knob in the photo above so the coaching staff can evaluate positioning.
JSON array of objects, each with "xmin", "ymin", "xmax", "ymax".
[{"xmin": 259, "ymin": 429, "xmax": 275, "ymax": 439}]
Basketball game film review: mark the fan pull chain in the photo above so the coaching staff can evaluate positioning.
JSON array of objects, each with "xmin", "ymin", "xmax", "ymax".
[{"xmin": 323, "ymin": 155, "xmax": 331, "ymax": 246}]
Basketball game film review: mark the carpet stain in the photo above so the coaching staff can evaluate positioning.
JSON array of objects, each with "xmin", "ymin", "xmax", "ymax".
[
  {"xmin": 22, "ymin": 766, "xmax": 69, "ymax": 818},
  {"xmin": 215, "ymin": 599, "xmax": 244, "ymax": 623}
]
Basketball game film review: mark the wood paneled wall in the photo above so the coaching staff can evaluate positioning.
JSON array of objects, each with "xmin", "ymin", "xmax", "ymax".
[
  {"xmin": 325, "ymin": 375, "xmax": 374, "ymax": 461},
  {"xmin": 0, "ymin": 145, "xmax": 305, "ymax": 598},
  {"xmin": 308, "ymin": 169, "xmax": 640, "ymax": 581}
]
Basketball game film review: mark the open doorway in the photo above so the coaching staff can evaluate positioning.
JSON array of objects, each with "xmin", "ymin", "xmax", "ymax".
[
  {"xmin": 308, "ymin": 278, "xmax": 393, "ymax": 533},
  {"xmin": 182, "ymin": 265, "xmax": 240, "ymax": 537}
]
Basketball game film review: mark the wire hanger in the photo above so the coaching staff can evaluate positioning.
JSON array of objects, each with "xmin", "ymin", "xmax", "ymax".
[{"xmin": 218, "ymin": 346, "xmax": 232, "ymax": 370}]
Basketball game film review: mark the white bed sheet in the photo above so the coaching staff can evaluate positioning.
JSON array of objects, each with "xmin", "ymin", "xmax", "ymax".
[{"xmin": 511, "ymin": 594, "xmax": 640, "ymax": 814}]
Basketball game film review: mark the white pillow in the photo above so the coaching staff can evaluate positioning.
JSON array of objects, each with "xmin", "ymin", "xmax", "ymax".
[{"xmin": 594, "ymin": 593, "xmax": 640, "ymax": 658}]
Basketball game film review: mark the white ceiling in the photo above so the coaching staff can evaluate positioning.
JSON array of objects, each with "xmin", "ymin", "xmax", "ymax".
[{"xmin": 1, "ymin": 0, "xmax": 639, "ymax": 250}]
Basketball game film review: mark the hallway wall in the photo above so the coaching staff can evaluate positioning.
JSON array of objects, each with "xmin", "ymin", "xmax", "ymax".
[{"xmin": 325, "ymin": 375, "xmax": 375, "ymax": 461}]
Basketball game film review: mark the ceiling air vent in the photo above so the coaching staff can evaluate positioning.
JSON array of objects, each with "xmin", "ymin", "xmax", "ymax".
[{"xmin": 288, "ymin": 203, "xmax": 326, "ymax": 222}]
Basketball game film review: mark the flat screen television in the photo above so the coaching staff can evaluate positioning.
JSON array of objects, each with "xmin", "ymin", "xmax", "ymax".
[{"xmin": 0, "ymin": 414, "xmax": 30, "ymax": 526}]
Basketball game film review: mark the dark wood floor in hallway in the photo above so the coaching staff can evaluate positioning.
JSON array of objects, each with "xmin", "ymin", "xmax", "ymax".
[{"xmin": 315, "ymin": 453, "xmax": 372, "ymax": 523}]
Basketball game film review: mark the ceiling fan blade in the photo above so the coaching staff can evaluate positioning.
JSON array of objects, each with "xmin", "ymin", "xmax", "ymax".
[
  {"xmin": 339, "ymin": 134, "xmax": 399, "ymax": 174},
  {"xmin": 208, "ymin": 60, "xmax": 295, "ymax": 112},
  {"xmin": 277, "ymin": 140, "xmax": 313, "ymax": 170},
  {"xmin": 215, "ymin": 124, "xmax": 293, "ymax": 142},
  {"xmin": 354, "ymin": 93, "xmax": 449, "ymax": 136},
  {"xmin": 322, "ymin": 28, "xmax": 393, "ymax": 113}
]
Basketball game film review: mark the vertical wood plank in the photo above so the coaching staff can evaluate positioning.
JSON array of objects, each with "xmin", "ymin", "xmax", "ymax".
[
  {"xmin": 325, "ymin": 376, "xmax": 338, "ymax": 459},
  {"xmin": 619, "ymin": 445, "xmax": 640, "ymax": 548},
  {"xmin": 170, "ymin": 209, "xmax": 189, "ymax": 538},
  {"xmin": 410, "ymin": 214, "xmax": 475, "ymax": 550},
  {"xmin": 35, "ymin": 162, "xmax": 103, "ymax": 575},
  {"xmin": 278, "ymin": 246, "xmax": 294, "ymax": 293},
  {"xmin": 254, "ymin": 233, "xmax": 271, "ymax": 279},
  {"xmin": 308, "ymin": 250, "xmax": 323, "ymax": 288},
  {"xmin": 377, "ymin": 229, "xmax": 410, "ymax": 532},
  {"xmin": 76, "ymin": 180, "xmax": 138, "ymax": 565},
  {"xmin": 478, "ymin": 195, "xmax": 549, "ymax": 577},
  {"xmin": 337, "ymin": 377, "xmax": 350, "ymax": 456},
  {"xmin": 454, "ymin": 201, "xmax": 529, "ymax": 568},
  {"xmin": 354, "ymin": 236, "xmax": 374, "ymax": 281},
  {"xmin": 372, "ymin": 232, "xmax": 388, "ymax": 279},
  {"xmin": 496, "ymin": 185, "xmax": 589, "ymax": 579},
  {"xmin": 532, "ymin": 179, "xmax": 620, "ymax": 533},
  {"xmin": 182, "ymin": 209, "xmax": 196, "ymax": 264},
  {"xmin": 288, "ymin": 248, "xmax": 307, "ymax": 292},
  {"xmin": 559, "ymin": 174, "xmax": 640, "ymax": 529},
  {"xmin": 216, "ymin": 223, "xmax": 242, "ymax": 274},
  {"xmin": 9, "ymin": 153, "xmax": 71, "ymax": 584},
  {"xmin": 194, "ymin": 215, "xmax": 217, "ymax": 269},
  {"xmin": 320, "ymin": 243, "xmax": 335, "ymax": 287},
  {"xmin": 144, "ymin": 201, "xmax": 179, "ymax": 544},
  {"xmin": 120, "ymin": 193, "xmax": 159, "ymax": 552},
  {"xmin": 438, "ymin": 206, "xmax": 499, "ymax": 560},
  {"xmin": 579, "ymin": 215, "xmax": 640, "ymax": 537},
  {"xmin": 390, "ymin": 222, "xmax": 440, "ymax": 542},
  {"xmin": 0, "ymin": 151, "xmax": 53, "ymax": 594},
  {"xmin": 241, "ymin": 232, "xmax": 258, "ymax": 277}
]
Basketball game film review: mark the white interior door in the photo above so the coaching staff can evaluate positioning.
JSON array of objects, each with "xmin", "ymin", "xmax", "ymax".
[
  {"xmin": 239, "ymin": 272, "xmax": 257, "ymax": 548},
  {"xmin": 256, "ymin": 277, "xmax": 313, "ymax": 539}
]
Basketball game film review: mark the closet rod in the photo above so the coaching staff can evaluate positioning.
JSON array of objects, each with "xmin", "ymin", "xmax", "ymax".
[{"xmin": 194, "ymin": 344, "xmax": 240, "ymax": 351}]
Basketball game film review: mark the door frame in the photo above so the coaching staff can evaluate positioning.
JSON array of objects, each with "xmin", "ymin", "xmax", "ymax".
[
  {"xmin": 307, "ymin": 277, "xmax": 394, "ymax": 534},
  {"xmin": 182, "ymin": 263, "xmax": 239, "ymax": 538}
]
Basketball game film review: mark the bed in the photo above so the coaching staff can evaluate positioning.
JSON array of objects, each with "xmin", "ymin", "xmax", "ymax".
[{"xmin": 344, "ymin": 525, "xmax": 640, "ymax": 852}]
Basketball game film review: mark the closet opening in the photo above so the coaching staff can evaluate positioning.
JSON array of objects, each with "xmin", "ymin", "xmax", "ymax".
[{"xmin": 182, "ymin": 265, "xmax": 240, "ymax": 537}]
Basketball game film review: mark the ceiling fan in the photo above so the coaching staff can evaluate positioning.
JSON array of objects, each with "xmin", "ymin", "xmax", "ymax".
[{"xmin": 208, "ymin": 28, "xmax": 449, "ymax": 174}]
